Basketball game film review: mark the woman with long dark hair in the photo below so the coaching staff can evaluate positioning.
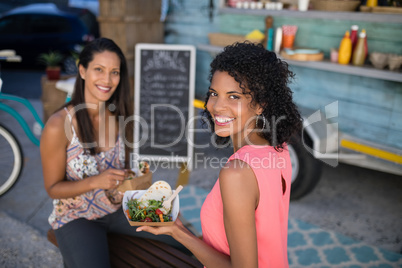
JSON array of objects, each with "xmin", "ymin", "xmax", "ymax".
[{"xmin": 40, "ymin": 38, "xmax": 183, "ymax": 267}]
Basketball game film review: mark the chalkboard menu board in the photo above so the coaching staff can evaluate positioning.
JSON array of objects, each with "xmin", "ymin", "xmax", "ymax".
[{"xmin": 134, "ymin": 44, "xmax": 196, "ymax": 166}]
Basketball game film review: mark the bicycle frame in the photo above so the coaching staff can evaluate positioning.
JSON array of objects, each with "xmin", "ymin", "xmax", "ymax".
[
  {"xmin": 1, "ymin": 52, "xmax": 43, "ymax": 146},
  {"xmin": 0, "ymin": 92, "xmax": 44, "ymax": 146}
]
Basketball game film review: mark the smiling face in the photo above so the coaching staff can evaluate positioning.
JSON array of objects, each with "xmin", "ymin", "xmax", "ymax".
[
  {"xmin": 79, "ymin": 50, "xmax": 121, "ymax": 104},
  {"xmin": 206, "ymin": 71, "xmax": 264, "ymax": 149}
]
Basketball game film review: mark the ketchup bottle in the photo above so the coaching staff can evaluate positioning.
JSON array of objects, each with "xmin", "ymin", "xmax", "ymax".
[{"xmin": 350, "ymin": 25, "xmax": 359, "ymax": 62}]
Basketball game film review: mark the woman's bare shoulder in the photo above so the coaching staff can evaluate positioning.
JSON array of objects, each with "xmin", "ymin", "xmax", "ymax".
[
  {"xmin": 220, "ymin": 159, "xmax": 253, "ymax": 179},
  {"xmin": 41, "ymin": 108, "xmax": 70, "ymax": 143},
  {"xmin": 46, "ymin": 109, "xmax": 68, "ymax": 130},
  {"xmin": 219, "ymin": 159, "xmax": 259, "ymax": 210}
]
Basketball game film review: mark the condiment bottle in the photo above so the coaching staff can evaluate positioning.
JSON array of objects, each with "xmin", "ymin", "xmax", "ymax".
[
  {"xmin": 366, "ymin": 0, "xmax": 378, "ymax": 7},
  {"xmin": 361, "ymin": 29, "xmax": 368, "ymax": 58},
  {"xmin": 338, "ymin": 31, "xmax": 352, "ymax": 65},
  {"xmin": 263, "ymin": 16, "xmax": 274, "ymax": 51},
  {"xmin": 350, "ymin": 25, "xmax": 359, "ymax": 58},
  {"xmin": 274, "ymin": 27, "xmax": 282, "ymax": 54},
  {"xmin": 352, "ymin": 31, "xmax": 366, "ymax": 66}
]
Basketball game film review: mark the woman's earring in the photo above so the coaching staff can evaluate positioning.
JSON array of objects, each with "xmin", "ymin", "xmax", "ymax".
[
  {"xmin": 256, "ymin": 114, "xmax": 266, "ymax": 129},
  {"xmin": 261, "ymin": 114, "xmax": 266, "ymax": 129}
]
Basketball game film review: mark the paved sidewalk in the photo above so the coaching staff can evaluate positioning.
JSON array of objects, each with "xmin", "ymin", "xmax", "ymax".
[
  {"xmin": 287, "ymin": 218, "xmax": 402, "ymax": 267},
  {"xmin": 180, "ymin": 185, "xmax": 402, "ymax": 268},
  {"xmin": 0, "ymin": 211, "xmax": 63, "ymax": 268}
]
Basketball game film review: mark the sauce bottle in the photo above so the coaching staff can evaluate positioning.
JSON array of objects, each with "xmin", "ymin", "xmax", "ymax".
[
  {"xmin": 352, "ymin": 31, "xmax": 367, "ymax": 66},
  {"xmin": 366, "ymin": 0, "xmax": 378, "ymax": 7},
  {"xmin": 338, "ymin": 31, "xmax": 352, "ymax": 65},
  {"xmin": 361, "ymin": 29, "xmax": 368, "ymax": 58},
  {"xmin": 264, "ymin": 16, "xmax": 274, "ymax": 51},
  {"xmin": 350, "ymin": 25, "xmax": 359, "ymax": 61}
]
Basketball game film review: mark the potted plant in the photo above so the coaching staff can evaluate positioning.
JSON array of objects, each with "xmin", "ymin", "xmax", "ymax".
[{"xmin": 38, "ymin": 51, "xmax": 63, "ymax": 80}]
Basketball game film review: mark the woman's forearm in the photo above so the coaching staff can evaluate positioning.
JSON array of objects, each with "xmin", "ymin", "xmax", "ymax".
[
  {"xmin": 46, "ymin": 176, "xmax": 96, "ymax": 199},
  {"xmin": 172, "ymin": 225, "xmax": 232, "ymax": 268}
]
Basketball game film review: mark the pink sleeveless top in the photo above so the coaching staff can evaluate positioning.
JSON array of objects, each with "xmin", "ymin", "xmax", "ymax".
[
  {"xmin": 48, "ymin": 108, "xmax": 125, "ymax": 229},
  {"xmin": 200, "ymin": 145, "xmax": 291, "ymax": 267}
]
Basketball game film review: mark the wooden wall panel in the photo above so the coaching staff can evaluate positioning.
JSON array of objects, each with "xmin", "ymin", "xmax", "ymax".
[
  {"xmin": 219, "ymin": 14, "xmax": 402, "ymax": 56},
  {"xmin": 164, "ymin": 3, "xmax": 402, "ymax": 149},
  {"xmin": 290, "ymin": 66, "xmax": 402, "ymax": 148},
  {"xmin": 164, "ymin": 0, "xmax": 219, "ymax": 98}
]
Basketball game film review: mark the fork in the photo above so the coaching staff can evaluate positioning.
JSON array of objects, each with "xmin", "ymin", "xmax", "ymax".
[{"xmin": 161, "ymin": 185, "xmax": 183, "ymax": 213}]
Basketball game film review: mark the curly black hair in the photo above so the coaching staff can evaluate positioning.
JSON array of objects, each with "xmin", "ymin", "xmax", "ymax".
[{"xmin": 203, "ymin": 42, "xmax": 302, "ymax": 151}]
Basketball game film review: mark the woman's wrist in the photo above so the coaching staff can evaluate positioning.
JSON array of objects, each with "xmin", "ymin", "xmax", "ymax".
[
  {"xmin": 86, "ymin": 175, "xmax": 97, "ymax": 190},
  {"xmin": 172, "ymin": 222, "xmax": 195, "ymax": 244}
]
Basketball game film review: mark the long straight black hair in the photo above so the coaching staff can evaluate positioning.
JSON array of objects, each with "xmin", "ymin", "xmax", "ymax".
[{"xmin": 64, "ymin": 38, "xmax": 133, "ymax": 168}]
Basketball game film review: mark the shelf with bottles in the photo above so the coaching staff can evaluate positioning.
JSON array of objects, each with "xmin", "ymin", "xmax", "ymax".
[
  {"xmin": 219, "ymin": 6, "xmax": 402, "ymax": 23},
  {"xmin": 197, "ymin": 43, "xmax": 402, "ymax": 82}
]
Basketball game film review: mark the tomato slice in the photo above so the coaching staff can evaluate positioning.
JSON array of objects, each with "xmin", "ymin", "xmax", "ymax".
[
  {"xmin": 144, "ymin": 217, "xmax": 152, "ymax": 222},
  {"xmin": 155, "ymin": 209, "xmax": 163, "ymax": 215}
]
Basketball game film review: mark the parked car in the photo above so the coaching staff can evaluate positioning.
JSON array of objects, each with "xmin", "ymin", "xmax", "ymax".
[
  {"xmin": 68, "ymin": 0, "xmax": 99, "ymax": 16},
  {"xmin": 0, "ymin": 3, "xmax": 99, "ymax": 70},
  {"xmin": 0, "ymin": 2, "xmax": 14, "ymax": 16}
]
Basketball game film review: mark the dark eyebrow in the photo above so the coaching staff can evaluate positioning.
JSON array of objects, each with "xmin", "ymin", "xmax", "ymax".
[
  {"xmin": 226, "ymin": 91, "xmax": 242, "ymax": 95},
  {"xmin": 93, "ymin": 64, "xmax": 120, "ymax": 71},
  {"xmin": 208, "ymin": 87, "xmax": 242, "ymax": 94}
]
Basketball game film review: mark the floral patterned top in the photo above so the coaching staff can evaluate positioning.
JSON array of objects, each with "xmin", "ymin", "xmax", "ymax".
[{"xmin": 48, "ymin": 108, "xmax": 125, "ymax": 229}]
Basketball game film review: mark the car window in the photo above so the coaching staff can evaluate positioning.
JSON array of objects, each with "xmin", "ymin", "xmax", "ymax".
[
  {"xmin": 0, "ymin": 15, "xmax": 27, "ymax": 34},
  {"xmin": 68, "ymin": 0, "xmax": 99, "ymax": 16},
  {"xmin": 29, "ymin": 14, "xmax": 72, "ymax": 34}
]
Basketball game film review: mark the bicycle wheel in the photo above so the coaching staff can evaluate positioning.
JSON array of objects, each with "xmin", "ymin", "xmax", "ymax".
[{"xmin": 0, "ymin": 124, "xmax": 23, "ymax": 196}]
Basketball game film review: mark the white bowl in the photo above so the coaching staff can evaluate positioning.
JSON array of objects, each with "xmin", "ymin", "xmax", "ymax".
[
  {"xmin": 369, "ymin": 52, "xmax": 388, "ymax": 69},
  {"xmin": 122, "ymin": 190, "xmax": 180, "ymax": 226}
]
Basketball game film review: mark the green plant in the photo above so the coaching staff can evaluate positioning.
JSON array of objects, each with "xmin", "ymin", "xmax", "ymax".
[
  {"xmin": 37, "ymin": 51, "xmax": 63, "ymax": 68},
  {"xmin": 71, "ymin": 51, "xmax": 80, "ymax": 62},
  {"xmin": 71, "ymin": 44, "xmax": 83, "ymax": 62}
]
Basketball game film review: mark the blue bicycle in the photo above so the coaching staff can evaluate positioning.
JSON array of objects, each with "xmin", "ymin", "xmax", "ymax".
[{"xmin": 0, "ymin": 51, "xmax": 44, "ymax": 196}]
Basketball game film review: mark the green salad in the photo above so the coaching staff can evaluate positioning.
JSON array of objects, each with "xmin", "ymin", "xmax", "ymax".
[{"xmin": 125, "ymin": 198, "xmax": 172, "ymax": 222}]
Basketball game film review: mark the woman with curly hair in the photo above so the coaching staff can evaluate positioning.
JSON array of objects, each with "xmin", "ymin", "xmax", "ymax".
[{"xmin": 137, "ymin": 42, "xmax": 302, "ymax": 267}]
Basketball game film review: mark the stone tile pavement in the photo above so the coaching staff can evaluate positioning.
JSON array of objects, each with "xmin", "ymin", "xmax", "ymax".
[{"xmin": 179, "ymin": 185, "xmax": 402, "ymax": 268}]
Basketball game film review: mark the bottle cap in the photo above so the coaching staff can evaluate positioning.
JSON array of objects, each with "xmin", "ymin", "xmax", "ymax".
[
  {"xmin": 351, "ymin": 25, "xmax": 359, "ymax": 30},
  {"xmin": 359, "ymin": 31, "xmax": 366, "ymax": 38}
]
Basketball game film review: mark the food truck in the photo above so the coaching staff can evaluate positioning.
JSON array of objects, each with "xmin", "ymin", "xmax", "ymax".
[
  {"xmin": 160, "ymin": 0, "xmax": 402, "ymax": 199},
  {"xmin": 98, "ymin": 0, "xmax": 401, "ymax": 199}
]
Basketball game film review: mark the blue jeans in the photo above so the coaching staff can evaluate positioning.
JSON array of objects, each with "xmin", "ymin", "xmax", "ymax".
[{"xmin": 54, "ymin": 208, "xmax": 189, "ymax": 268}]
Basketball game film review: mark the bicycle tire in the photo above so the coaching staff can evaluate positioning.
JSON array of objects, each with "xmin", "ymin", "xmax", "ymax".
[{"xmin": 0, "ymin": 123, "xmax": 24, "ymax": 196}]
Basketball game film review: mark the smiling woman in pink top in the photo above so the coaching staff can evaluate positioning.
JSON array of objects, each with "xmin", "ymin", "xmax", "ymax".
[{"xmin": 138, "ymin": 42, "xmax": 302, "ymax": 267}]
